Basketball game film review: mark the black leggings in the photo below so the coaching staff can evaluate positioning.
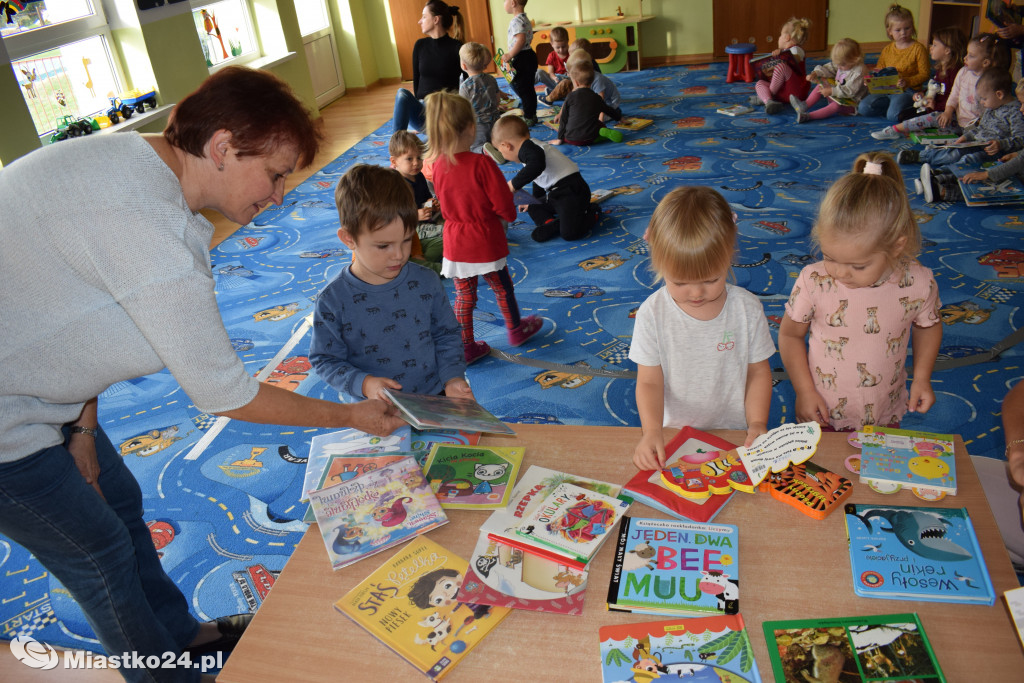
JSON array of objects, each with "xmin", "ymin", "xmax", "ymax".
[{"xmin": 511, "ymin": 49, "xmax": 538, "ymax": 120}]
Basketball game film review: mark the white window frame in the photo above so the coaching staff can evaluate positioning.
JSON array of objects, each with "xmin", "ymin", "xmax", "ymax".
[{"xmin": 189, "ymin": 0, "xmax": 262, "ymax": 72}]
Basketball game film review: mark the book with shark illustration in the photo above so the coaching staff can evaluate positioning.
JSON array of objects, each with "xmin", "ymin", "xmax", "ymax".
[{"xmin": 843, "ymin": 504, "xmax": 995, "ymax": 605}]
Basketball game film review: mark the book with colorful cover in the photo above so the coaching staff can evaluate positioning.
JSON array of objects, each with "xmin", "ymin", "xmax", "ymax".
[
  {"xmin": 909, "ymin": 129, "xmax": 958, "ymax": 144},
  {"xmin": 952, "ymin": 160, "xmax": 1024, "ymax": 207},
  {"xmin": 423, "ymin": 444, "xmax": 525, "ymax": 510},
  {"xmin": 302, "ymin": 451, "xmax": 413, "ymax": 523},
  {"xmin": 857, "ymin": 426, "xmax": 957, "ymax": 496},
  {"xmin": 513, "ymin": 482, "xmax": 630, "ymax": 564},
  {"xmin": 763, "ymin": 613, "xmax": 946, "ymax": 682},
  {"xmin": 606, "ymin": 515, "xmax": 740, "ymax": 617},
  {"xmin": 599, "ymin": 615, "xmax": 761, "ymax": 683},
  {"xmin": 591, "ymin": 188, "xmax": 619, "ymax": 204},
  {"xmin": 334, "ymin": 537, "xmax": 510, "ymax": 681},
  {"xmin": 716, "ymin": 104, "xmax": 755, "ymax": 116},
  {"xmin": 457, "ymin": 532, "xmax": 588, "ymax": 615},
  {"xmin": 493, "ymin": 49, "xmax": 516, "ymax": 85},
  {"xmin": 308, "ymin": 456, "xmax": 448, "ymax": 570},
  {"xmin": 383, "ymin": 388, "xmax": 515, "ymax": 435},
  {"xmin": 1005, "ymin": 585, "xmax": 1024, "ymax": 649},
  {"xmin": 867, "ymin": 66, "xmax": 901, "ymax": 94},
  {"xmin": 843, "ymin": 504, "xmax": 996, "ymax": 605},
  {"xmin": 302, "ymin": 426, "xmax": 412, "ymax": 502},
  {"xmin": 613, "ymin": 116, "xmax": 653, "ymax": 129},
  {"xmin": 409, "ymin": 429, "xmax": 481, "ymax": 466},
  {"xmin": 622, "ymin": 427, "xmax": 738, "ymax": 523},
  {"xmin": 759, "ymin": 460, "xmax": 853, "ymax": 520}
]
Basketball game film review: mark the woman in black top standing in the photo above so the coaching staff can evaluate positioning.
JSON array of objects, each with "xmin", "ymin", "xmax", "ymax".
[{"xmin": 393, "ymin": 0, "xmax": 465, "ymax": 132}]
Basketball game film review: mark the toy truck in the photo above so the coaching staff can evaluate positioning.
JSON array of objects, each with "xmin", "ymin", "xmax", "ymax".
[
  {"xmin": 120, "ymin": 88, "xmax": 157, "ymax": 114},
  {"xmin": 105, "ymin": 96, "xmax": 135, "ymax": 124},
  {"xmin": 49, "ymin": 115, "xmax": 96, "ymax": 143}
]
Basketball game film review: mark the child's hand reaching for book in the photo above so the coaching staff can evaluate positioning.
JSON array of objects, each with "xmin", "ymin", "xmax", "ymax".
[
  {"xmin": 363, "ymin": 376, "xmax": 402, "ymax": 402},
  {"xmin": 962, "ymin": 170, "xmax": 989, "ymax": 183},
  {"xmin": 937, "ymin": 110, "xmax": 953, "ymax": 128},
  {"xmin": 444, "ymin": 377, "xmax": 475, "ymax": 400},
  {"xmin": 984, "ymin": 140, "xmax": 1000, "ymax": 156},
  {"xmin": 633, "ymin": 432, "xmax": 667, "ymax": 470},
  {"xmin": 744, "ymin": 423, "xmax": 768, "ymax": 448}
]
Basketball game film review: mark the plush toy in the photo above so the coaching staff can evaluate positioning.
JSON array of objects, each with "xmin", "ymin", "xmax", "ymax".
[{"xmin": 913, "ymin": 79, "xmax": 945, "ymax": 113}]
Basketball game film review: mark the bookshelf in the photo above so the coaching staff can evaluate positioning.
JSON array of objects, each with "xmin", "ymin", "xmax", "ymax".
[{"xmin": 919, "ymin": 1, "xmax": 998, "ymax": 40}]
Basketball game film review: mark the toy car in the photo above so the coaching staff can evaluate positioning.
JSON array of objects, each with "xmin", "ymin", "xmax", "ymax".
[
  {"xmin": 105, "ymin": 96, "xmax": 135, "ymax": 124},
  {"xmin": 50, "ymin": 115, "xmax": 96, "ymax": 143}
]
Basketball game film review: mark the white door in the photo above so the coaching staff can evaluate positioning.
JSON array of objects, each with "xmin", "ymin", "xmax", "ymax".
[{"xmin": 294, "ymin": 0, "xmax": 344, "ymax": 109}]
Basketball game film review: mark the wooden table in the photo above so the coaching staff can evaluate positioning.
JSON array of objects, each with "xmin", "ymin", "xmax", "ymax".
[{"xmin": 217, "ymin": 425, "xmax": 1023, "ymax": 682}]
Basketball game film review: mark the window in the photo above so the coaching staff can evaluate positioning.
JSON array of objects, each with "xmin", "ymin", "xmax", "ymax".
[
  {"xmin": 293, "ymin": 0, "xmax": 329, "ymax": 37},
  {"xmin": 2, "ymin": 1, "xmax": 126, "ymax": 139},
  {"xmin": 191, "ymin": 0, "xmax": 257, "ymax": 68}
]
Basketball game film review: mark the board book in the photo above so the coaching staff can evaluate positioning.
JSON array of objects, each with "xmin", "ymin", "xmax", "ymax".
[
  {"xmin": 622, "ymin": 426, "xmax": 738, "ymax": 523},
  {"xmin": 457, "ymin": 532, "xmax": 588, "ymax": 615},
  {"xmin": 492, "ymin": 49, "xmax": 516, "ymax": 85},
  {"xmin": 867, "ymin": 66, "xmax": 901, "ymax": 94},
  {"xmin": 383, "ymin": 388, "xmax": 515, "ymax": 435},
  {"xmin": 613, "ymin": 116, "xmax": 653, "ymax": 130},
  {"xmin": 1005, "ymin": 585, "xmax": 1024, "ymax": 649},
  {"xmin": 335, "ymin": 536, "xmax": 510, "ymax": 681},
  {"xmin": 763, "ymin": 613, "xmax": 946, "ymax": 682},
  {"xmin": 598, "ymin": 615, "xmax": 761, "ymax": 683},
  {"xmin": 302, "ymin": 426, "xmax": 411, "ymax": 502},
  {"xmin": 606, "ymin": 515, "xmax": 740, "ymax": 617},
  {"xmin": 909, "ymin": 129, "xmax": 957, "ymax": 145},
  {"xmin": 590, "ymin": 188, "xmax": 619, "ymax": 204},
  {"xmin": 716, "ymin": 104, "xmax": 755, "ymax": 116},
  {"xmin": 843, "ymin": 503, "xmax": 995, "ymax": 605},
  {"xmin": 857, "ymin": 427, "xmax": 957, "ymax": 496},
  {"xmin": 952, "ymin": 161, "xmax": 1024, "ymax": 207},
  {"xmin": 408, "ymin": 429, "xmax": 481, "ymax": 467},
  {"xmin": 759, "ymin": 459, "xmax": 853, "ymax": 520},
  {"xmin": 423, "ymin": 444, "xmax": 525, "ymax": 510},
  {"xmin": 307, "ymin": 455, "xmax": 448, "ymax": 570}
]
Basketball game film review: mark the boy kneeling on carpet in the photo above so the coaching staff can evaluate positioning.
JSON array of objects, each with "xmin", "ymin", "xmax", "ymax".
[
  {"xmin": 493, "ymin": 114, "xmax": 600, "ymax": 243},
  {"xmin": 554, "ymin": 59, "xmax": 622, "ymax": 146},
  {"xmin": 309, "ymin": 164, "xmax": 473, "ymax": 402}
]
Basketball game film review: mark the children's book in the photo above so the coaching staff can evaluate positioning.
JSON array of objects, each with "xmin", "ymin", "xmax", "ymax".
[
  {"xmin": 1005, "ymin": 585, "xmax": 1024, "ymax": 649},
  {"xmin": 986, "ymin": 0, "xmax": 1023, "ymax": 30},
  {"xmin": 590, "ymin": 188, "xmax": 619, "ymax": 204},
  {"xmin": 457, "ymin": 532, "xmax": 588, "ymax": 615},
  {"xmin": 408, "ymin": 429, "xmax": 481, "ymax": 467},
  {"xmin": 423, "ymin": 444, "xmax": 525, "ymax": 510},
  {"xmin": 867, "ymin": 66, "xmax": 901, "ymax": 94},
  {"xmin": 857, "ymin": 427, "xmax": 957, "ymax": 496},
  {"xmin": 334, "ymin": 536, "xmax": 510, "ymax": 681},
  {"xmin": 613, "ymin": 116, "xmax": 653, "ymax": 129},
  {"xmin": 622, "ymin": 427, "xmax": 738, "ymax": 523},
  {"xmin": 909, "ymin": 129, "xmax": 958, "ymax": 144},
  {"xmin": 759, "ymin": 459, "xmax": 853, "ymax": 520},
  {"xmin": 598, "ymin": 615, "xmax": 761, "ymax": 683},
  {"xmin": 302, "ymin": 426, "xmax": 412, "ymax": 502},
  {"xmin": 828, "ymin": 95, "xmax": 858, "ymax": 108},
  {"xmin": 542, "ymin": 119, "xmax": 559, "ymax": 132},
  {"xmin": 952, "ymin": 161, "xmax": 1024, "ymax": 207},
  {"xmin": 382, "ymin": 388, "xmax": 515, "ymax": 435},
  {"xmin": 493, "ymin": 49, "xmax": 516, "ymax": 85},
  {"xmin": 763, "ymin": 613, "xmax": 946, "ymax": 682},
  {"xmin": 716, "ymin": 104, "xmax": 755, "ymax": 116},
  {"xmin": 307, "ymin": 455, "xmax": 448, "ymax": 570},
  {"xmin": 606, "ymin": 516, "xmax": 740, "ymax": 617},
  {"xmin": 302, "ymin": 451, "xmax": 413, "ymax": 523},
  {"xmin": 843, "ymin": 503, "xmax": 996, "ymax": 605},
  {"xmin": 513, "ymin": 482, "xmax": 630, "ymax": 565}
]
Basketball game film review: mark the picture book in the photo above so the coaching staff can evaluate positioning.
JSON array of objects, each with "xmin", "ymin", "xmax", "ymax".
[
  {"xmin": 493, "ymin": 49, "xmax": 516, "ymax": 84},
  {"xmin": 843, "ymin": 504, "xmax": 996, "ymax": 605},
  {"xmin": 613, "ymin": 116, "xmax": 653, "ymax": 129},
  {"xmin": 606, "ymin": 516, "xmax": 740, "ymax": 617},
  {"xmin": 383, "ymin": 388, "xmax": 515, "ymax": 435},
  {"xmin": 622, "ymin": 427, "xmax": 738, "ymax": 523},
  {"xmin": 952, "ymin": 161, "xmax": 1024, "ymax": 207},
  {"xmin": 1005, "ymin": 585, "xmax": 1024, "ymax": 649},
  {"xmin": 302, "ymin": 451, "xmax": 412, "ymax": 523},
  {"xmin": 591, "ymin": 188, "xmax": 619, "ymax": 204},
  {"xmin": 867, "ymin": 66, "xmax": 901, "ymax": 94},
  {"xmin": 513, "ymin": 482, "xmax": 630, "ymax": 564},
  {"xmin": 857, "ymin": 427, "xmax": 957, "ymax": 496},
  {"xmin": 307, "ymin": 456, "xmax": 448, "ymax": 570},
  {"xmin": 335, "ymin": 537, "xmax": 510, "ymax": 681},
  {"xmin": 828, "ymin": 95, "xmax": 858, "ymax": 108},
  {"xmin": 457, "ymin": 532, "xmax": 588, "ymax": 615},
  {"xmin": 716, "ymin": 104, "xmax": 755, "ymax": 116},
  {"xmin": 759, "ymin": 459, "xmax": 853, "ymax": 520},
  {"xmin": 598, "ymin": 615, "xmax": 761, "ymax": 683},
  {"xmin": 302, "ymin": 426, "xmax": 411, "ymax": 502},
  {"xmin": 763, "ymin": 613, "xmax": 946, "ymax": 682},
  {"xmin": 423, "ymin": 444, "xmax": 525, "ymax": 510},
  {"xmin": 408, "ymin": 429, "xmax": 481, "ymax": 467},
  {"xmin": 909, "ymin": 129, "xmax": 957, "ymax": 145}
]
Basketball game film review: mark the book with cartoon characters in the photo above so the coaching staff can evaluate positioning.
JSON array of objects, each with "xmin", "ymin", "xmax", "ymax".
[
  {"xmin": 613, "ymin": 116, "xmax": 653, "ymax": 129},
  {"xmin": 952, "ymin": 160, "xmax": 1024, "ymax": 207},
  {"xmin": 302, "ymin": 426, "xmax": 412, "ymax": 502},
  {"xmin": 423, "ymin": 444, "xmax": 525, "ymax": 510},
  {"xmin": 867, "ymin": 66, "xmax": 902, "ymax": 94},
  {"xmin": 599, "ymin": 615, "xmax": 761, "ymax": 683},
  {"xmin": 762, "ymin": 613, "xmax": 945, "ymax": 682},
  {"xmin": 843, "ymin": 504, "xmax": 995, "ymax": 605},
  {"xmin": 606, "ymin": 516, "xmax": 741, "ymax": 617},
  {"xmin": 856, "ymin": 426, "xmax": 957, "ymax": 496},
  {"xmin": 457, "ymin": 532, "xmax": 589, "ymax": 615},
  {"xmin": 307, "ymin": 455, "xmax": 448, "ymax": 570},
  {"xmin": 383, "ymin": 388, "xmax": 515, "ymax": 435},
  {"xmin": 335, "ymin": 536, "xmax": 511, "ymax": 681}
]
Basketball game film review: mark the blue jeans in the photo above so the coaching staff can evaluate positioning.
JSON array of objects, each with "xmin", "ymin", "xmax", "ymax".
[
  {"xmin": 858, "ymin": 91, "xmax": 915, "ymax": 121},
  {"xmin": 0, "ymin": 428, "xmax": 199, "ymax": 682},
  {"xmin": 921, "ymin": 146, "xmax": 989, "ymax": 169},
  {"xmin": 393, "ymin": 88, "xmax": 425, "ymax": 132}
]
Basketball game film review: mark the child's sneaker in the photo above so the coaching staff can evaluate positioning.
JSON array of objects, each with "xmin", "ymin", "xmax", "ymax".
[
  {"xmin": 483, "ymin": 142, "xmax": 504, "ymax": 165},
  {"xmin": 870, "ymin": 126, "xmax": 901, "ymax": 140},
  {"xmin": 789, "ymin": 94, "xmax": 807, "ymax": 116},
  {"xmin": 598, "ymin": 127, "xmax": 624, "ymax": 143},
  {"xmin": 896, "ymin": 149, "xmax": 920, "ymax": 165},
  {"xmin": 508, "ymin": 316, "xmax": 543, "ymax": 347},
  {"xmin": 464, "ymin": 341, "xmax": 491, "ymax": 364},
  {"xmin": 765, "ymin": 100, "xmax": 784, "ymax": 115},
  {"xmin": 748, "ymin": 94, "xmax": 763, "ymax": 106}
]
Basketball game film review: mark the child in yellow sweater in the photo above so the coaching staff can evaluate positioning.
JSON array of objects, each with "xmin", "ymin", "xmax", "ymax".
[{"xmin": 857, "ymin": 4, "xmax": 930, "ymax": 122}]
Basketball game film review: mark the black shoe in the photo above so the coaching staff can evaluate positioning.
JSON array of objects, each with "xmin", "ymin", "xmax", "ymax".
[
  {"xmin": 896, "ymin": 149, "xmax": 920, "ymax": 165},
  {"xmin": 531, "ymin": 220, "xmax": 560, "ymax": 243},
  {"xmin": 187, "ymin": 613, "xmax": 253, "ymax": 656}
]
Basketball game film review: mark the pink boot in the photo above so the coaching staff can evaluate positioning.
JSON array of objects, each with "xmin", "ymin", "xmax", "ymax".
[
  {"xmin": 508, "ymin": 316, "xmax": 543, "ymax": 347},
  {"xmin": 464, "ymin": 341, "xmax": 490, "ymax": 364}
]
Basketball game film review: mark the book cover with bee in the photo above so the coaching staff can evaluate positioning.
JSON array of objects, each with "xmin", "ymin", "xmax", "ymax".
[{"xmin": 334, "ymin": 537, "xmax": 510, "ymax": 681}]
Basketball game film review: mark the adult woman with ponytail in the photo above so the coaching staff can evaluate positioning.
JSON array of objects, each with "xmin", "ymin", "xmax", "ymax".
[{"xmin": 393, "ymin": 0, "xmax": 465, "ymax": 132}]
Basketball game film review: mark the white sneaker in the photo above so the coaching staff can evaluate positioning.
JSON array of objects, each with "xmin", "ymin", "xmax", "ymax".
[
  {"xmin": 871, "ymin": 126, "xmax": 901, "ymax": 141},
  {"xmin": 483, "ymin": 142, "xmax": 504, "ymax": 165},
  {"xmin": 789, "ymin": 95, "xmax": 807, "ymax": 116},
  {"xmin": 920, "ymin": 164, "xmax": 935, "ymax": 203}
]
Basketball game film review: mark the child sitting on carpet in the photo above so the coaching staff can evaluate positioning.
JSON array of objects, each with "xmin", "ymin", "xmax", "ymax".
[
  {"xmin": 778, "ymin": 152, "xmax": 942, "ymax": 432},
  {"xmin": 458, "ymin": 42, "xmax": 501, "ymax": 157},
  {"xmin": 750, "ymin": 16, "xmax": 811, "ymax": 115},
  {"xmin": 554, "ymin": 60, "xmax": 623, "ymax": 146},
  {"xmin": 790, "ymin": 38, "xmax": 867, "ymax": 123},
  {"xmin": 537, "ymin": 25, "xmax": 570, "ymax": 94},
  {"xmin": 544, "ymin": 38, "xmax": 601, "ymax": 103},
  {"xmin": 629, "ymin": 186, "xmax": 775, "ymax": 469},
  {"xmin": 492, "ymin": 115, "xmax": 599, "ymax": 243},
  {"xmin": 425, "ymin": 90, "xmax": 543, "ymax": 364},
  {"xmin": 856, "ymin": 4, "xmax": 929, "ymax": 121},
  {"xmin": 389, "ymin": 131, "xmax": 443, "ymax": 274},
  {"xmin": 309, "ymin": 164, "xmax": 472, "ymax": 402}
]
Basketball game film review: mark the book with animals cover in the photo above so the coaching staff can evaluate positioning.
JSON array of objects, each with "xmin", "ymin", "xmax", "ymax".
[
  {"xmin": 613, "ymin": 116, "xmax": 653, "ymax": 129},
  {"xmin": 423, "ymin": 444, "xmax": 525, "ymax": 510},
  {"xmin": 383, "ymin": 388, "xmax": 515, "ymax": 435},
  {"xmin": 303, "ymin": 452, "xmax": 413, "ymax": 523},
  {"xmin": 302, "ymin": 426, "xmax": 412, "ymax": 502},
  {"xmin": 334, "ymin": 536, "xmax": 510, "ymax": 681},
  {"xmin": 513, "ymin": 482, "xmax": 630, "ymax": 564},
  {"xmin": 857, "ymin": 427, "xmax": 957, "ymax": 496},
  {"xmin": 598, "ymin": 615, "xmax": 761, "ymax": 683},
  {"xmin": 952, "ymin": 160, "xmax": 1024, "ymax": 207},
  {"xmin": 867, "ymin": 66, "xmax": 901, "ymax": 94},
  {"xmin": 606, "ymin": 516, "xmax": 740, "ymax": 617},
  {"xmin": 843, "ymin": 504, "xmax": 995, "ymax": 605},
  {"xmin": 763, "ymin": 613, "xmax": 946, "ymax": 682},
  {"xmin": 457, "ymin": 532, "xmax": 589, "ymax": 615},
  {"xmin": 622, "ymin": 427, "xmax": 738, "ymax": 523},
  {"xmin": 408, "ymin": 429, "xmax": 482, "ymax": 467},
  {"xmin": 307, "ymin": 455, "xmax": 448, "ymax": 570}
]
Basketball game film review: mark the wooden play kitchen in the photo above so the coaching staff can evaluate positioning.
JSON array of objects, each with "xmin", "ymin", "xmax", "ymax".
[{"xmin": 530, "ymin": 5, "xmax": 654, "ymax": 73}]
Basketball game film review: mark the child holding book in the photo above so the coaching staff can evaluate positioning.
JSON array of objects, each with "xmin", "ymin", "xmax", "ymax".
[
  {"xmin": 425, "ymin": 91, "xmax": 543, "ymax": 363},
  {"xmin": 555, "ymin": 60, "xmax": 623, "ymax": 146},
  {"xmin": 857, "ymin": 4, "xmax": 930, "ymax": 121},
  {"xmin": 790, "ymin": 38, "xmax": 867, "ymax": 123},
  {"xmin": 630, "ymin": 187, "xmax": 775, "ymax": 469},
  {"xmin": 536, "ymin": 25, "xmax": 569, "ymax": 94},
  {"xmin": 458, "ymin": 42, "xmax": 501, "ymax": 157},
  {"xmin": 500, "ymin": 0, "xmax": 538, "ymax": 125},
  {"xmin": 388, "ymin": 131, "xmax": 443, "ymax": 274},
  {"xmin": 492, "ymin": 115, "xmax": 599, "ymax": 243},
  {"xmin": 778, "ymin": 152, "xmax": 942, "ymax": 431},
  {"xmin": 750, "ymin": 16, "xmax": 811, "ymax": 115},
  {"xmin": 309, "ymin": 164, "xmax": 471, "ymax": 402}
]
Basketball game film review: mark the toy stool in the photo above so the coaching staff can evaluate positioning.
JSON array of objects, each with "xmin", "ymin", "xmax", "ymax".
[{"xmin": 725, "ymin": 43, "xmax": 756, "ymax": 83}]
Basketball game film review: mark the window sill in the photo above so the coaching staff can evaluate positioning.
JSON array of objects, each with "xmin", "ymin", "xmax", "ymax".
[
  {"xmin": 245, "ymin": 52, "xmax": 297, "ymax": 71},
  {"xmin": 40, "ymin": 104, "xmax": 175, "ymax": 146}
]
